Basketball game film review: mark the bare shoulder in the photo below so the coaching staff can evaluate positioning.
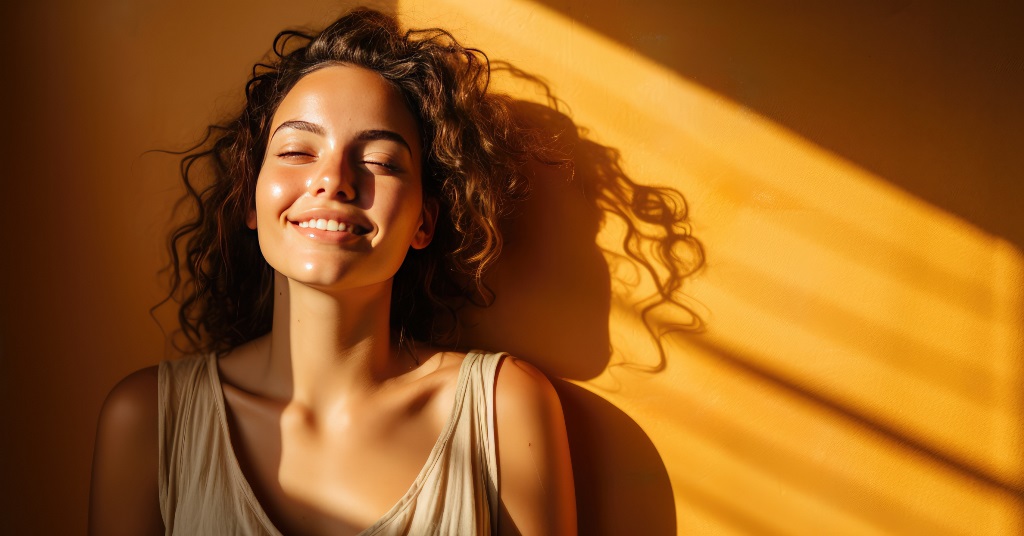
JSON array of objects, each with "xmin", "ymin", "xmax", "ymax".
[
  {"xmin": 409, "ymin": 348, "xmax": 471, "ymax": 393},
  {"xmin": 495, "ymin": 356, "xmax": 561, "ymax": 407},
  {"xmin": 97, "ymin": 366, "xmax": 159, "ymax": 426},
  {"xmin": 494, "ymin": 355, "xmax": 577, "ymax": 536},
  {"xmin": 398, "ymin": 349, "xmax": 469, "ymax": 426},
  {"xmin": 89, "ymin": 366, "xmax": 163, "ymax": 535},
  {"xmin": 416, "ymin": 347, "xmax": 470, "ymax": 373}
]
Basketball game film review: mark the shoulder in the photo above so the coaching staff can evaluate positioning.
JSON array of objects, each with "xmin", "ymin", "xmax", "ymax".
[
  {"xmin": 92, "ymin": 366, "xmax": 160, "ymax": 478},
  {"xmin": 493, "ymin": 355, "xmax": 564, "ymax": 420},
  {"xmin": 90, "ymin": 366, "xmax": 163, "ymax": 534},
  {"xmin": 97, "ymin": 366, "xmax": 160, "ymax": 428},
  {"xmin": 493, "ymin": 355, "xmax": 577, "ymax": 535},
  {"xmin": 409, "ymin": 348, "xmax": 474, "ymax": 393},
  {"xmin": 492, "ymin": 354, "xmax": 565, "ymax": 445},
  {"xmin": 494, "ymin": 355, "xmax": 555, "ymax": 395}
]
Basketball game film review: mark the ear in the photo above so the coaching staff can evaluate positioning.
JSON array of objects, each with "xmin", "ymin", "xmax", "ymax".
[
  {"xmin": 411, "ymin": 198, "xmax": 438, "ymax": 250},
  {"xmin": 246, "ymin": 207, "xmax": 257, "ymax": 230}
]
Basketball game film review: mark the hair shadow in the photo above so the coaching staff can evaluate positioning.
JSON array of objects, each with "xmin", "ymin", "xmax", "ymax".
[{"xmin": 458, "ymin": 66, "xmax": 705, "ymax": 535}]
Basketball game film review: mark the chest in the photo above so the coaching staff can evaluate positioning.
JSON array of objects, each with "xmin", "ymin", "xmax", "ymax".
[{"xmin": 221, "ymin": 385, "xmax": 453, "ymax": 535}]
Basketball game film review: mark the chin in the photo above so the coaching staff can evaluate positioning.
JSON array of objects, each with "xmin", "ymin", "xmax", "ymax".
[{"xmin": 279, "ymin": 262, "xmax": 397, "ymax": 294}]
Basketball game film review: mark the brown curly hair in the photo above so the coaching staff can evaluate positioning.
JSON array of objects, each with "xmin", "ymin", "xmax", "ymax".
[{"xmin": 164, "ymin": 8, "xmax": 545, "ymax": 356}]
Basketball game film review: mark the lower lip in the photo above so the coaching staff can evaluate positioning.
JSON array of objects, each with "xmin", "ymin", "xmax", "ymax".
[{"xmin": 289, "ymin": 222, "xmax": 364, "ymax": 244}]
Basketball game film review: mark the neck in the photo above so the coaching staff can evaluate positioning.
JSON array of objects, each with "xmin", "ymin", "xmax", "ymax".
[{"xmin": 258, "ymin": 271, "xmax": 409, "ymax": 408}]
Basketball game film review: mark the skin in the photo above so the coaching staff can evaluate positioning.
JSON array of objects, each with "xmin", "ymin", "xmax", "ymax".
[{"xmin": 89, "ymin": 65, "xmax": 576, "ymax": 535}]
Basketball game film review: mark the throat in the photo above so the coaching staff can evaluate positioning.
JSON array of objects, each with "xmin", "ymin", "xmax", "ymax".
[{"xmin": 265, "ymin": 272, "xmax": 404, "ymax": 401}]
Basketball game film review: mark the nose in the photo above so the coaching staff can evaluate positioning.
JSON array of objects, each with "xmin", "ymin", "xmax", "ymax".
[{"xmin": 307, "ymin": 162, "xmax": 357, "ymax": 201}]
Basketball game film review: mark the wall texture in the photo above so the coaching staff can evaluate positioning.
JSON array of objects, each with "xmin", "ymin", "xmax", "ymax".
[{"xmin": 1, "ymin": 0, "xmax": 1021, "ymax": 534}]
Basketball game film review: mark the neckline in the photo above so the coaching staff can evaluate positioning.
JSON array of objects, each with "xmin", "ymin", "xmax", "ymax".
[{"xmin": 206, "ymin": 351, "xmax": 479, "ymax": 535}]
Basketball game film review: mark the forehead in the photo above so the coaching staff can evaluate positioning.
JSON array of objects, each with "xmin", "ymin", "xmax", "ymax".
[{"xmin": 272, "ymin": 64, "xmax": 421, "ymax": 151}]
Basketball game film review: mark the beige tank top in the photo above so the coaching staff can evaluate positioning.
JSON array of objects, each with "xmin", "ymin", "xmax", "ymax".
[{"xmin": 158, "ymin": 351, "xmax": 504, "ymax": 535}]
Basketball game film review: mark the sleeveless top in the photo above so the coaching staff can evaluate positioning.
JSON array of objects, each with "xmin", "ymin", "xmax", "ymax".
[{"xmin": 158, "ymin": 351, "xmax": 505, "ymax": 535}]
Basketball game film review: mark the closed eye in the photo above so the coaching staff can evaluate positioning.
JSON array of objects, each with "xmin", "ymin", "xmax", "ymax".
[
  {"xmin": 363, "ymin": 160, "xmax": 400, "ymax": 172},
  {"xmin": 275, "ymin": 151, "xmax": 317, "ymax": 165}
]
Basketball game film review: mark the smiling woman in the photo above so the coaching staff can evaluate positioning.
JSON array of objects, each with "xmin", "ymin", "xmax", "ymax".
[
  {"xmin": 251, "ymin": 66, "xmax": 431, "ymax": 292},
  {"xmin": 88, "ymin": 8, "xmax": 576, "ymax": 536}
]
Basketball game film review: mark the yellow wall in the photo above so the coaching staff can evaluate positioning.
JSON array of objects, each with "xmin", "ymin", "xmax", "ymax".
[{"xmin": 1, "ymin": 1, "xmax": 1020, "ymax": 534}]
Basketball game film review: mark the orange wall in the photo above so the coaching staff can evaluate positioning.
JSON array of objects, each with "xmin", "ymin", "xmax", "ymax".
[{"xmin": 2, "ymin": 1, "xmax": 1021, "ymax": 534}]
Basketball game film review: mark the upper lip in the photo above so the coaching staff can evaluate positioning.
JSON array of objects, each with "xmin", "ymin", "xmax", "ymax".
[{"xmin": 286, "ymin": 207, "xmax": 372, "ymax": 233}]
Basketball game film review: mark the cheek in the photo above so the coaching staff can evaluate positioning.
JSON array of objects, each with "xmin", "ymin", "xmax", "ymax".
[
  {"xmin": 266, "ymin": 183, "xmax": 285, "ymax": 201},
  {"xmin": 254, "ymin": 170, "xmax": 300, "ymax": 223},
  {"xmin": 382, "ymin": 183, "xmax": 424, "ymax": 228},
  {"xmin": 256, "ymin": 171, "xmax": 287, "ymax": 200}
]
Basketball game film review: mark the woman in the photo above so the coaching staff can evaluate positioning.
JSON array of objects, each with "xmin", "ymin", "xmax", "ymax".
[{"xmin": 89, "ymin": 8, "xmax": 576, "ymax": 535}]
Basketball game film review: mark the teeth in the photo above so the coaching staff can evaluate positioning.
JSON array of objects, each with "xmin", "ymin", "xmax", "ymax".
[{"xmin": 297, "ymin": 219, "xmax": 355, "ymax": 232}]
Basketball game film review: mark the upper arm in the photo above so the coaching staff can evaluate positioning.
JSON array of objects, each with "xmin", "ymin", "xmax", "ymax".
[
  {"xmin": 494, "ymin": 357, "xmax": 577, "ymax": 536},
  {"xmin": 89, "ymin": 366, "xmax": 163, "ymax": 536}
]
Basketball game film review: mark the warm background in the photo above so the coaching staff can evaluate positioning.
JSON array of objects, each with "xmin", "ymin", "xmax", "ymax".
[{"xmin": 1, "ymin": 0, "xmax": 1021, "ymax": 534}]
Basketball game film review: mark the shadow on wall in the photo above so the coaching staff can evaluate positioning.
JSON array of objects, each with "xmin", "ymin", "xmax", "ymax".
[
  {"xmin": 536, "ymin": 0, "xmax": 1024, "ymax": 250},
  {"xmin": 459, "ymin": 70, "xmax": 704, "ymax": 535}
]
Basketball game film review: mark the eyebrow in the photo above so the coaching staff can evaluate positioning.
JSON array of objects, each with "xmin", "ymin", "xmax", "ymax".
[
  {"xmin": 270, "ymin": 121, "xmax": 413, "ymax": 155},
  {"xmin": 355, "ymin": 129, "xmax": 412, "ymax": 155},
  {"xmin": 272, "ymin": 120, "xmax": 325, "ymax": 138}
]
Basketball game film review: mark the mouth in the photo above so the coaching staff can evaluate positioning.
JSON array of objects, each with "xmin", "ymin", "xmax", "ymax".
[{"xmin": 295, "ymin": 218, "xmax": 371, "ymax": 236}]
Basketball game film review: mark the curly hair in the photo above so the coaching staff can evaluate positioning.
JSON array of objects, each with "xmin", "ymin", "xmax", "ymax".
[{"xmin": 164, "ymin": 8, "xmax": 545, "ymax": 356}]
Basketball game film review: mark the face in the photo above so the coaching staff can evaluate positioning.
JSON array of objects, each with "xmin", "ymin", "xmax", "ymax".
[{"xmin": 249, "ymin": 64, "xmax": 435, "ymax": 292}]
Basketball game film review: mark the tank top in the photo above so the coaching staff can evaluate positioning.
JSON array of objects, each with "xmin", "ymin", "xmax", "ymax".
[{"xmin": 158, "ymin": 351, "xmax": 505, "ymax": 535}]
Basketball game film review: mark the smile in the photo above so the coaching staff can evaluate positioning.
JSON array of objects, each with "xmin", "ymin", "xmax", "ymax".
[{"xmin": 297, "ymin": 218, "xmax": 370, "ymax": 235}]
